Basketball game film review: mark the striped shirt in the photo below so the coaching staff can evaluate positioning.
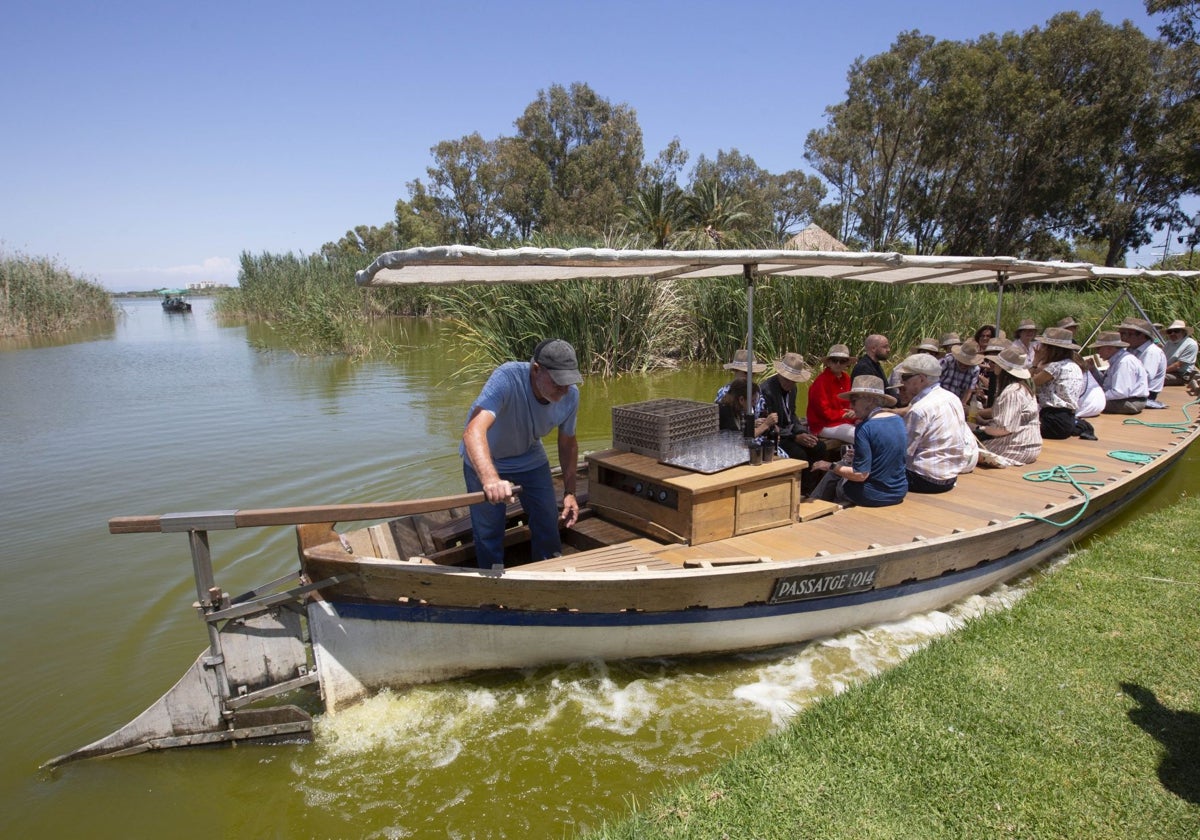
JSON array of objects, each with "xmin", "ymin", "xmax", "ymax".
[
  {"xmin": 982, "ymin": 382, "xmax": 1042, "ymax": 467},
  {"xmin": 904, "ymin": 383, "xmax": 979, "ymax": 483}
]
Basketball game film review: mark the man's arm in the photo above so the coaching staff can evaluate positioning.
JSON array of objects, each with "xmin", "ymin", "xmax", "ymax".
[
  {"xmin": 463, "ymin": 408, "xmax": 514, "ymax": 503},
  {"xmin": 557, "ymin": 432, "xmax": 579, "ymax": 528}
]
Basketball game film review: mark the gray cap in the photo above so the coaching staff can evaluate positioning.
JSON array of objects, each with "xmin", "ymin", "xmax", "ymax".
[
  {"xmin": 532, "ymin": 339, "xmax": 583, "ymax": 386},
  {"xmin": 895, "ymin": 353, "xmax": 942, "ymax": 378}
]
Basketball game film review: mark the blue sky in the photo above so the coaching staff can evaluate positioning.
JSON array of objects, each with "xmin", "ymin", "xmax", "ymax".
[{"xmin": 0, "ymin": 1, "xmax": 1174, "ymax": 291}]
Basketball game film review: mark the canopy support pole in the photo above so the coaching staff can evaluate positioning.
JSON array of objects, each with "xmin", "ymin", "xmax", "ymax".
[
  {"xmin": 743, "ymin": 264, "xmax": 757, "ymax": 443},
  {"xmin": 994, "ymin": 271, "xmax": 1008, "ymax": 332}
]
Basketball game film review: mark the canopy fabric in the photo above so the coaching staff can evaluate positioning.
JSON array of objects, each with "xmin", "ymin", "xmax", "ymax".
[{"xmin": 356, "ymin": 246, "xmax": 1199, "ymax": 288}]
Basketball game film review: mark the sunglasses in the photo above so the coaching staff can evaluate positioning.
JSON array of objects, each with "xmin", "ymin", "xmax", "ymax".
[{"xmin": 900, "ymin": 373, "xmax": 921, "ymax": 381}]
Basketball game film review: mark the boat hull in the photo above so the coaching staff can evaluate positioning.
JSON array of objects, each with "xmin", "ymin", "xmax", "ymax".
[{"xmin": 308, "ymin": 464, "xmax": 1155, "ymax": 710}]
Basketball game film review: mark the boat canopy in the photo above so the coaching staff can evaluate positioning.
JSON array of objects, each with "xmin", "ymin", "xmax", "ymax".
[
  {"xmin": 356, "ymin": 246, "xmax": 1200, "ymax": 288},
  {"xmin": 158, "ymin": 289, "xmax": 189, "ymax": 296}
]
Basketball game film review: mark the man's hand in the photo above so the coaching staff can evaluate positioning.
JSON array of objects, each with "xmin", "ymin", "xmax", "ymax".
[
  {"xmin": 560, "ymin": 493, "xmax": 579, "ymax": 528},
  {"xmin": 482, "ymin": 478, "xmax": 515, "ymax": 504}
]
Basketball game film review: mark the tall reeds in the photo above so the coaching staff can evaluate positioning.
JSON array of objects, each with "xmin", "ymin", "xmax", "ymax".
[
  {"xmin": 0, "ymin": 252, "xmax": 114, "ymax": 336},
  {"xmin": 214, "ymin": 251, "xmax": 434, "ymax": 357}
]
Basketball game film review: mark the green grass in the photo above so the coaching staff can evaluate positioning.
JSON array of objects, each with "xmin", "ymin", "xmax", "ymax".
[
  {"xmin": 0, "ymin": 251, "xmax": 114, "ymax": 336},
  {"xmin": 589, "ymin": 494, "xmax": 1200, "ymax": 839}
]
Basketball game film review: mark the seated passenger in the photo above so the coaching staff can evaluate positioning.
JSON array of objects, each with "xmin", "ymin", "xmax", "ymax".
[
  {"xmin": 1011, "ymin": 318, "xmax": 1039, "ymax": 363},
  {"xmin": 717, "ymin": 381, "xmax": 777, "ymax": 437},
  {"xmin": 807, "ymin": 344, "xmax": 856, "ymax": 445},
  {"xmin": 1120, "ymin": 318, "xmax": 1167, "ymax": 404},
  {"xmin": 939, "ymin": 339, "xmax": 984, "ymax": 404},
  {"xmin": 1030, "ymin": 327, "xmax": 1083, "ymax": 439},
  {"xmin": 715, "ymin": 349, "xmax": 766, "ymax": 409},
  {"xmin": 938, "ymin": 332, "xmax": 962, "ymax": 359},
  {"xmin": 1163, "ymin": 320, "xmax": 1198, "ymax": 386},
  {"xmin": 889, "ymin": 338, "xmax": 938, "ymax": 405},
  {"xmin": 974, "ymin": 346, "xmax": 1042, "ymax": 467},
  {"xmin": 894, "ymin": 353, "xmax": 979, "ymax": 493},
  {"xmin": 761, "ymin": 353, "xmax": 831, "ymax": 491},
  {"xmin": 811, "ymin": 375, "xmax": 907, "ymax": 507},
  {"xmin": 1087, "ymin": 331, "xmax": 1148, "ymax": 415}
]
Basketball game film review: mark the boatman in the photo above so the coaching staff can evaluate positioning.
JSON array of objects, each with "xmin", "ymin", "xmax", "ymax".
[{"xmin": 462, "ymin": 338, "xmax": 582, "ymax": 569}]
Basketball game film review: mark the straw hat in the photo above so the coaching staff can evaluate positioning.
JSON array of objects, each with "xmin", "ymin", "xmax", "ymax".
[
  {"xmin": 723, "ymin": 348, "xmax": 767, "ymax": 373},
  {"xmin": 1119, "ymin": 318, "xmax": 1154, "ymax": 338},
  {"xmin": 773, "ymin": 352, "xmax": 812, "ymax": 382},
  {"xmin": 1036, "ymin": 326, "xmax": 1080, "ymax": 351},
  {"xmin": 1165, "ymin": 319, "xmax": 1192, "ymax": 336},
  {"xmin": 1057, "ymin": 316, "xmax": 1079, "ymax": 330},
  {"xmin": 895, "ymin": 353, "xmax": 942, "ymax": 378},
  {"xmin": 1015, "ymin": 318, "xmax": 1038, "ymax": 334},
  {"xmin": 938, "ymin": 332, "xmax": 962, "ymax": 349},
  {"xmin": 911, "ymin": 337, "xmax": 940, "ymax": 354},
  {"xmin": 982, "ymin": 337, "xmax": 1012, "ymax": 355},
  {"xmin": 824, "ymin": 343, "xmax": 851, "ymax": 360},
  {"xmin": 951, "ymin": 339, "xmax": 984, "ymax": 366},
  {"xmin": 837, "ymin": 374, "xmax": 897, "ymax": 407},
  {"xmin": 988, "ymin": 345, "xmax": 1031, "ymax": 379},
  {"xmin": 1091, "ymin": 331, "xmax": 1128, "ymax": 348}
]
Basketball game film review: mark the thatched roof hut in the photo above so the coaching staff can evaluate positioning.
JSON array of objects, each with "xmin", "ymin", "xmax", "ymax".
[{"xmin": 785, "ymin": 224, "xmax": 848, "ymax": 252}]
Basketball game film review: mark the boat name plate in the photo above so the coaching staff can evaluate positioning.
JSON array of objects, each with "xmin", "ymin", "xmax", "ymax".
[{"xmin": 770, "ymin": 565, "xmax": 878, "ymax": 603}]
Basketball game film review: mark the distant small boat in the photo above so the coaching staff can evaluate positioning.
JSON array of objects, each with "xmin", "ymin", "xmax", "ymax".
[{"xmin": 158, "ymin": 289, "xmax": 192, "ymax": 312}]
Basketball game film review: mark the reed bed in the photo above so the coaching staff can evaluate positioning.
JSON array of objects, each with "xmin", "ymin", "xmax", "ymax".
[
  {"xmin": 0, "ymin": 252, "xmax": 113, "ymax": 336},
  {"xmin": 214, "ymin": 252, "xmax": 433, "ymax": 357}
]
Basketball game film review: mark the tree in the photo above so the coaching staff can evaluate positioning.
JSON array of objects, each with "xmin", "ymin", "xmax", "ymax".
[
  {"xmin": 621, "ymin": 183, "xmax": 686, "ymax": 248},
  {"xmin": 514, "ymin": 82, "xmax": 644, "ymax": 234},
  {"xmin": 418, "ymin": 133, "xmax": 508, "ymax": 245}
]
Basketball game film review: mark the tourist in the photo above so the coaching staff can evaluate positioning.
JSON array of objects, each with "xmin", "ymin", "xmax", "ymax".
[
  {"xmin": 714, "ymin": 348, "xmax": 767, "ymax": 407},
  {"xmin": 1011, "ymin": 319, "xmax": 1039, "ymax": 363},
  {"xmin": 939, "ymin": 339, "xmax": 984, "ymax": 404},
  {"xmin": 1120, "ymin": 318, "xmax": 1167, "ymax": 404},
  {"xmin": 889, "ymin": 337, "xmax": 939, "ymax": 406},
  {"xmin": 811, "ymin": 375, "xmax": 907, "ymax": 507},
  {"xmin": 974, "ymin": 346, "xmax": 1043, "ymax": 467},
  {"xmin": 760, "ymin": 352, "xmax": 830, "ymax": 475},
  {"xmin": 851, "ymin": 334, "xmax": 898, "ymax": 403},
  {"xmin": 807, "ymin": 344, "xmax": 857, "ymax": 445},
  {"xmin": 718, "ymin": 380, "xmax": 777, "ymax": 437},
  {"xmin": 1087, "ymin": 331, "xmax": 1149, "ymax": 415},
  {"xmin": 1030, "ymin": 327, "xmax": 1083, "ymax": 440},
  {"xmin": 938, "ymin": 332, "xmax": 962, "ymax": 358},
  {"xmin": 1163, "ymin": 320, "xmax": 1198, "ymax": 386},
  {"xmin": 894, "ymin": 353, "xmax": 979, "ymax": 493},
  {"xmin": 973, "ymin": 324, "xmax": 997, "ymax": 353},
  {"xmin": 461, "ymin": 338, "xmax": 582, "ymax": 568}
]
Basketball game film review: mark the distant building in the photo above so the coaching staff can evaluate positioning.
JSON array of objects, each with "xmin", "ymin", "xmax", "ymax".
[{"xmin": 187, "ymin": 280, "xmax": 226, "ymax": 290}]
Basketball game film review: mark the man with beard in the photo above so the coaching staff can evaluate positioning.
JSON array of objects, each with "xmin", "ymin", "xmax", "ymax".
[{"xmin": 852, "ymin": 334, "xmax": 898, "ymax": 403}]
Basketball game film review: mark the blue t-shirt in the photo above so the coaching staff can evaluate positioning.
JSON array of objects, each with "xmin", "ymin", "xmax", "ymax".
[
  {"xmin": 847, "ymin": 413, "xmax": 908, "ymax": 506},
  {"xmin": 460, "ymin": 361, "xmax": 579, "ymax": 473}
]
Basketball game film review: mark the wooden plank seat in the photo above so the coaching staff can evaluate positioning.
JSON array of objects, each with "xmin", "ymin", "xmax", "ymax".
[{"xmin": 517, "ymin": 542, "xmax": 676, "ymax": 573}]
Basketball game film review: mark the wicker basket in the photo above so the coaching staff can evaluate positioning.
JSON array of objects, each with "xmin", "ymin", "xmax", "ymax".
[{"xmin": 612, "ymin": 398, "xmax": 719, "ymax": 460}]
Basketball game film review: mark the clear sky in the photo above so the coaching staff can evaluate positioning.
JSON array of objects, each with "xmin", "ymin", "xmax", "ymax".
[{"xmin": 0, "ymin": 0, "xmax": 1174, "ymax": 291}]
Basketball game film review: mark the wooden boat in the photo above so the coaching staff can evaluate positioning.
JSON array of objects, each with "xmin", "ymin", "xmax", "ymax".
[
  {"xmin": 48, "ymin": 247, "xmax": 1200, "ymax": 766},
  {"xmin": 159, "ymin": 289, "xmax": 192, "ymax": 312}
]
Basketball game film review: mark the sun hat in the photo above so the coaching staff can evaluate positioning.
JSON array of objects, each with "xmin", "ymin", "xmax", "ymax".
[
  {"xmin": 722, "ymin": 348, "xmax": 767, "ymax": 374},
  {"xmin": 951, "ymin": 339, "xmax": 985, "ymax": 366},
  {"xmin": 1015, "ymin": 318, "xmax": 1038, "ymax": 334},
  {"xmin": 1119, "ymin": 318, "xmax": 1154, "ymax": 338},
  {"xmin": 982, "ymin": 337, "xmax": 1012, "ymax": 355},
  {"xmin": 911, "ymin": 337, "xmax": 940, "ymax": 354},
  {"xmin": 532, "ymin": 338, "xmax": 583, "ymax": 386},
  {"xmin": 1165, "ymin": 319, "xmax": 1192, "ymax": 335},
  {"xmin": 895, "ymin": 353, "xmax": 942, "ymax": 378},
  {"xmin": 938, "ymin": 332, "xmax": 962, "ymax": 349},
  {"xmin": 1056, "ymin": 316, "xmax": 1079, "ymax": 330},
  {"xmin": 1090, "ymin": 330, "xmax": 1128, "ymax": 349},
  {"xmin": 1036, "ymin": 326, "xmax": 1081, "ymax": 351},
  {"xmin": 824, "ymin": 343, "xmax": 851, "ymax": 360},
  {"xmin": 837, "ymin": 374, "xmax": 897, "ymax": 407},
  {"xmin": 773, "ymin": 352, "xmax": 812, "ymax": 382},
  {"xmin": 988, "ymin": 345, "xmax": 1031, "ymax": 379}
]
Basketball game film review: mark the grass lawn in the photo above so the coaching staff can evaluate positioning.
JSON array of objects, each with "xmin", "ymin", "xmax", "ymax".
[{"xmin": 590, "ymin": 493, "xmax": 1200, "ymax": 839}]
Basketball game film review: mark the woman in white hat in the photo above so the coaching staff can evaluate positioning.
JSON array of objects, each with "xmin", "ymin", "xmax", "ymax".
[
  {"xmin": 806, "ymin": 344, "xmax": 857, "ymax": 445},
  {"xmin": 973, "ymin": 346, "xmax": 1042, "ymax": 466},
  {"xmin": 811, "ymin": 375, "xmax": 907, "ymax": 507},
  {"xmin": 1163, "ymin": 320, "xmax": 1198, "ymax": 386},
  {"xmin": 1029, "ymin": 327, "xmax": 1083, "ymax": 439}
]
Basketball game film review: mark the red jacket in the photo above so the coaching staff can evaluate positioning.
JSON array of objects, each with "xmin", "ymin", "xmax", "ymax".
[{"xmin": 806, "ymin": 369, "xmax": 853, "ymax": 434}]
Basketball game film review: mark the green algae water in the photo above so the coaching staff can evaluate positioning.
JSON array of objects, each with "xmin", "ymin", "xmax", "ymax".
[{"xmin": 3, "ymin": 300, "xmax": 1196, "ymax": 838}]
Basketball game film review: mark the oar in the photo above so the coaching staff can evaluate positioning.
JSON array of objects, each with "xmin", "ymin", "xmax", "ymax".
[{"xmin": 109, "ymin": 487, "xmax": 522, "ymax": 534}]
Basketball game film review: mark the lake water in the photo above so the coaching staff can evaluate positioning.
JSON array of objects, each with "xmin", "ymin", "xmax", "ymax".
[{"xmin": 3, "ymin": 298, "xmax": 1196, "ymax": 838}]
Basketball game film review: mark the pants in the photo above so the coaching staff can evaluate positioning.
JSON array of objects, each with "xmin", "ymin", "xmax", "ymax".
[
  {"xmin": 1040, "ymin": 406, "xmax": 1076, "ymax": 440},
  {"xmin": 906, "ymin": 469, "xmax": 956, "ymax": 494},
  {"xmin": 1103, "ymin": 398, "xmax": 1146, "ymax": 415},
  {"xmin": 464, "ymin": 460, "xmax": 561, "ymax": 569}
]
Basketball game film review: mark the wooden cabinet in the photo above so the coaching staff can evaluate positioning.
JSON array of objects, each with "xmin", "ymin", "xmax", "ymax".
[{"xmin": 586, "ymin": 450, "xmax": 805, "ymax": 545}]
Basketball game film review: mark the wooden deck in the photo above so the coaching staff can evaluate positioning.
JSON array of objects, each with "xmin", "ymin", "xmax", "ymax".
[{"xmin": 329, "ymin": 406, "xmax": 1195, "ymax": 578}]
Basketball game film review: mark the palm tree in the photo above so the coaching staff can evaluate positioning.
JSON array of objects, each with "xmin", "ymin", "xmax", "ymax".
[
  {"xmin": 677, "ymin": 180, "xmax": 753, "ymax": 248},
  {"xmin": 622, "ymin": 183, "xmax": 685, "ymax": 248}
]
